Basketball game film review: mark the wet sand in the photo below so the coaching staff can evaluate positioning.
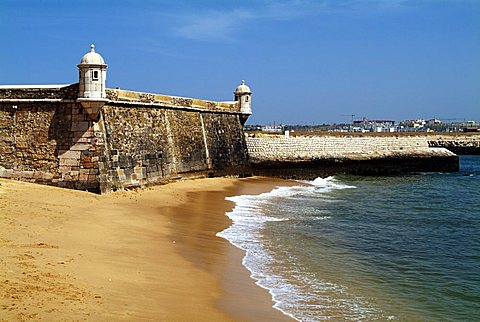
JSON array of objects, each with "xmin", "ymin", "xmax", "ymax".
[{"xmin": 0, "ymin": 177, "xmax": 295, "ymax": 321}]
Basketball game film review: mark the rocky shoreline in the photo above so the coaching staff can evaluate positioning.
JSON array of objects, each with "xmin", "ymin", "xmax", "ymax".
[{"xmin": 428, "ymin": 139, "xmax": 480, "ymax": 155}]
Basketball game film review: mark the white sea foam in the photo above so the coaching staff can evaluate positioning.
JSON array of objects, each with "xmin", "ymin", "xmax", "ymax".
[
  {"xmin": 217, "ymin": 177, "xmax": 382, "ymax": 321},
  {"xmin": 309, "ymin": 176, "xmax": 357, "ymax": 190},
  {"xmin": 312, "ymin": 216, "xmax": 332, "ymax": 221}
]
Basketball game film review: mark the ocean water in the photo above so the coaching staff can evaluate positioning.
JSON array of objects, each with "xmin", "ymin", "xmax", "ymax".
[{"xmin": 218, "ymin": 156, "xmax": 480, "ymax": 321}]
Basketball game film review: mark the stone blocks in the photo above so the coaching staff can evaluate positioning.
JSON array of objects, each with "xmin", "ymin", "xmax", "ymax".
[
  {"xmin": 246, "ymin": 136, "xmax": 432, "ymax": 161},
  {"xmin": 101, "ymin": 104, "xmax": 250, "ymax": 192}
]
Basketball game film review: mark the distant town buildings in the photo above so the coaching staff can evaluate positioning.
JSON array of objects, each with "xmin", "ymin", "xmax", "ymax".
[
  {"xmin": 246, "ymin": 119, "xmax": 479, "ymax": 133},
  {"xmin": 261, "ymin": 125, "xmax": 284, "ymax": 133},
  {"xmin": 353, "ymin": 119, "xmax": 395, "ymax": 132}
]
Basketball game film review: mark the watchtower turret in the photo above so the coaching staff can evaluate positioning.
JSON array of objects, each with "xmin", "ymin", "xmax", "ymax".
[
  {"xmin": 77, "ymin": 44, "xmax": 107, "ymax": 120},
  {"xmin": 234, "ymin": 80, "xmax": 252, "ymax": 124}
]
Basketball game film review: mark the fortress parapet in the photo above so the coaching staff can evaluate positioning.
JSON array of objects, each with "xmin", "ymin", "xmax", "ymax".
[
  {"xmin": 0, "ymin": 85, "xmax": 249, "ymax": 116},
  {"xmin": 104, "ymin": 88, "xmax": 243, "ymax": 115}
]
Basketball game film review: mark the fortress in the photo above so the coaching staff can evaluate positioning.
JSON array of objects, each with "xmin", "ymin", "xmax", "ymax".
[
  {"xmin": 0, "ymin": 46, "xmax": 461, "ymax": 193},
  {"xmin": 0, "ymin": 45, "xmax": 252, "ymax": 193}
]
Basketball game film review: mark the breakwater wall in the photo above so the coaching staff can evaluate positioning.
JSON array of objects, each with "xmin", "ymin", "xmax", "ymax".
[
  {"xmin": 279, "ymin": 132, "xmax": 480, "ymax": 155},
  {"xmin": 0, "ymin": 85, "xmax": 250, "ymax": 193},
  {"xmin": 246, "ymin": 136, "xmax": 459, "ymax": 179}
]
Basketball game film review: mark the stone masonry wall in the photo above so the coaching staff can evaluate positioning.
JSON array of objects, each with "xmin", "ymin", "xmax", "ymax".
[
  {"xmin": 0, "ymin": 100, "xmax": 250, "ymax": 192},
  {"xmin": 202, "ymin": 113, "xmax": 249, "ymax": 170},
  {"xmin": 0, "ymin": 100, "xmax": 105, "ymax": 192},
  {"xmin": 100, "ymin": 104, "xmax": 250, "ymax": 192},
  {"xmin": 0, "ymin": 86, "xmax": 250, "ymax": 193},
  {"xmin": 0, "ymin": 84, "xmax": 78, "ymax": 100},
  {"xmin": 247, "ymin": 136, "xmax": 430, "ymax": 161}
]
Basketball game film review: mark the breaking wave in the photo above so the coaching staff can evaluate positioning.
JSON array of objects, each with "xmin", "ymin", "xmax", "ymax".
[{"xmin": 217, "ymin": 177, "xmax": 381, "ymax": 321}]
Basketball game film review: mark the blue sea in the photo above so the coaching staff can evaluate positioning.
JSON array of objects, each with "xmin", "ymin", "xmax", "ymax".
[{"xmin": 218, "ymin": 156, "xmax": 480, "ymax": 321}]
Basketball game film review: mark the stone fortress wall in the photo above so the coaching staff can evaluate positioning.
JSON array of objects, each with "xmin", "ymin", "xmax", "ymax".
[
  {"xmin": 101, "ymin": 94, "xmax": 250, "ymax": 192},
  {"xmin": 0, "ymin": 45, "xmax": 253, "ymax": 193},
  {"xmin": 0, "ymin": 85, "xmax": 250, "ymax": 193}
]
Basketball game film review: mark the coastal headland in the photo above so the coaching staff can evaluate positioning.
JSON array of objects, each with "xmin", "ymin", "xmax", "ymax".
[{"xmin": 0, "ymin": 176, "xmax": 296, "ymax": 321}]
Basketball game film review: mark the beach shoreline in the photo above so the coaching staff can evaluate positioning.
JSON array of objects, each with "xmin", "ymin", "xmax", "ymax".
[{"xmin": 0, "ymin": 177, "xmax": 296, "ymax": 321}]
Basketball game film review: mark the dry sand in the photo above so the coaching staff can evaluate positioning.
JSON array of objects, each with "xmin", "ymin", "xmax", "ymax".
[{"xmin": 0, "ymin": 177, "xmax": 295, "ymax": 321}]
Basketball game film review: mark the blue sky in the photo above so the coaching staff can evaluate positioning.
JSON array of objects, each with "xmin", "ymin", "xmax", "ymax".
[{"xmin": 0, "ymin": 0, "xmax": 479, "ymax": 124}]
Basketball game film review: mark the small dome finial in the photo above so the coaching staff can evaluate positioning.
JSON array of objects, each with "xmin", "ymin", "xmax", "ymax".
[
  {"xmin": 79, "ymin": 43, "xmax": 105, "ymax": 65},
  {"xmin": 234, "ymin": 80, "xmax": 251, "ymax": 94}
]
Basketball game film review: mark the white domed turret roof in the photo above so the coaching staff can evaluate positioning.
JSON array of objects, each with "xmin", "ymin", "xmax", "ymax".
[
  {"xmin": 235, "ymin": 80, "xmax": 251, "ymax": 94},
  {"xmin": 79, "ymin": 44, "xmax": 105, "ymax": 65}
]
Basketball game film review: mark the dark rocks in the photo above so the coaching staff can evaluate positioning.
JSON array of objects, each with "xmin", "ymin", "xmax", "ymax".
[{"xmin": 428, "ymin": 139, "xmax": 480, "ymax": 155}]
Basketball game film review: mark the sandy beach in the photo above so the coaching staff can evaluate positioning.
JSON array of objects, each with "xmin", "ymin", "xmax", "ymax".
[{"xmin": 0, "ymin": 177, "xmax": 295, "ymax": 321}]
